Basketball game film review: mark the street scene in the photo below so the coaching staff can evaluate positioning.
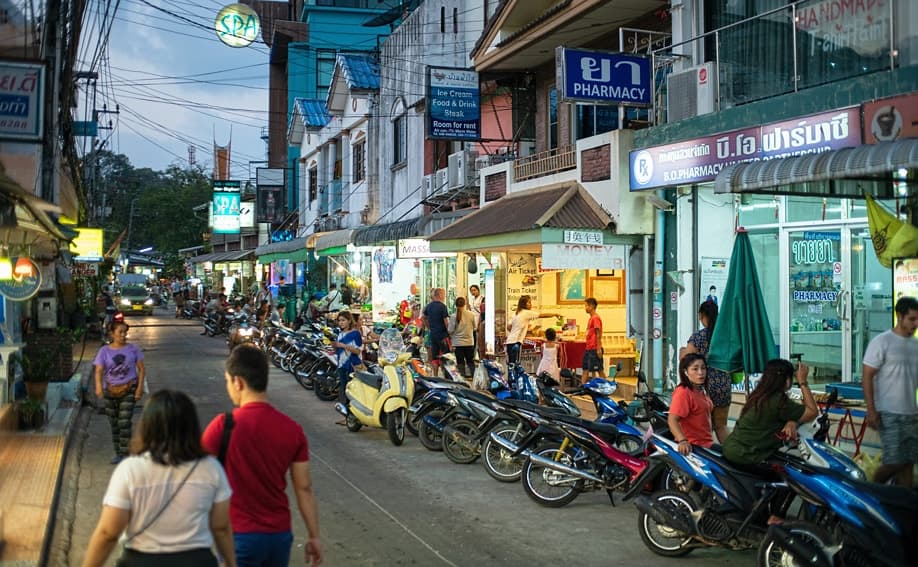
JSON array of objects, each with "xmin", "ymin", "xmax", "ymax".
[{"xmin": 1, "ymin": 0, "xmax": 917, "ymax": 566}]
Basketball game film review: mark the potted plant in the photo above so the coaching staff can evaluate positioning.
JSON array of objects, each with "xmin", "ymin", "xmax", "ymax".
[
  {"xmin": 10, "ymin": 349, "xmax": 54, "ymax": 401},
  {"xmin": 15, "ymin": 398, "xmax": 45, "ymax": 430}
]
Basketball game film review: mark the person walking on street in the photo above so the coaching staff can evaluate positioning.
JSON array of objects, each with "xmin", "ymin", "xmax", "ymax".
[
  {"xmin": 171, "ymin": 278, "xmax": 182, "ymax": 317},
  {"xmin": 583, "ymin": 297, "xmax": 603, "ymax": 380},
  {"xmin": 83, "ymin": 390, "xmax": 235, "ymax": 567},
  {"xmin": 863, "ymin": 296, "xmax": 918, "ymax": 487},
  {"xmin": 94, "ymin": 321, "xmax": 145, "ymax": 464},
  {"xmin": 449, "ymin": 297, "xmax": 476, "ymax": 378},
  {"xmin": 202, "ymin": 345, "xmax": 324, "ymax": 567},
  {"xmin": 422, "ymin": 287, "xmax": 451, "ymax": 376}
]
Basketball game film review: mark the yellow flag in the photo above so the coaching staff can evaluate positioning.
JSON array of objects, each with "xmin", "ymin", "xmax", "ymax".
[{"xmin": 865, "ymin": 194, "xmax": 918, "ymax": 268}]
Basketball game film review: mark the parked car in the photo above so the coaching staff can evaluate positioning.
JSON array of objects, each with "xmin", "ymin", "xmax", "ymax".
[{"xmin": 117, "ymin": 285, "xmax": 154, "ymax": 316}]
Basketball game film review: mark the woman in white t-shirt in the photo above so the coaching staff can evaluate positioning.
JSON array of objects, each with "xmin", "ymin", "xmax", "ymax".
[
  {"xmin": 83, "ymin": 390, "xmax": 235, "ymax": 567},
  {"xmin": 505, "ymin": 295, "xmax": 560, "ymax": 366}
]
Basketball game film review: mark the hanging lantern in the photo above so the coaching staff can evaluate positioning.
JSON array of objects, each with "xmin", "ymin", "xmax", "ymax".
[
  {"xmin": 14, "ymin": 257, "xmax": 34, "ymax": 277},
  {"xmin": 0, "ymin": 253, "xmax": 11, "ymax": 280}
]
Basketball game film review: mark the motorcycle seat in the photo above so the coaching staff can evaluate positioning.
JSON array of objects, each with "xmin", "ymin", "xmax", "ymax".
[
  {"xmin": 354, "ymin": 370, "xmax": 383, "ymax": 390},
  {"xmin": 574, "ymin": 419, "xmax": 620, "ymax": 439},
  {"xmin": 455, "ymin": 389, "xmax": 495, "ymax": 406}
]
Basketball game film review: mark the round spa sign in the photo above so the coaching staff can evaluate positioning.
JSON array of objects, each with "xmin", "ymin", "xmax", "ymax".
[
  {"xmin": 0, "ymin": 258, "xmax": 42, "ymax": 301},
  {"xmin": 215, "ymin": 3, "xmax": 260, "ymax": 48}
]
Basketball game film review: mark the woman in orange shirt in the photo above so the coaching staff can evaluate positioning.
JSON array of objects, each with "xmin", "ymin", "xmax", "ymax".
[{"xmin": 669, "ymin": 353, "xmax": 727, "ymax": 455}]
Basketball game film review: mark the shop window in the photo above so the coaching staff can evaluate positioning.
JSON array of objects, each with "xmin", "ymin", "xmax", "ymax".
[
  {"xmin": 737, "ymin": 194, "xmax": 780, "ymax": 227},
  {"xmin": 316, "ymin": 50, "xmax": 336, "ymax": 96},
  {"xmin": 393, "ymin": 115, "xmax": 407, "ymax": 165},
  {"xmin": 748, "ymin": 229, "xmax": 781, "ymax": 349},
  {"xmin": 786, "ymin": 196, "xmax": 842, "ymax": 223},
  {"xmin": 575, "ymin": 104, "xmax": 618, "ymax": 140}
]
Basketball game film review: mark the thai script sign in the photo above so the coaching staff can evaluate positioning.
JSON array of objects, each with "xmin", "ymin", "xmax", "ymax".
[
  {"xmin": 0, "ymin": 61, "xmax": 45, "ymax": 142},
  {"xmin": 557, "ymin": 48, "xmax": 651, "ymax": 106},
  {"xmin": 427, "ymin": 67, "xmax": 480, "ymax": 140},
  {"xmin": 215, "ymin": 3, "xmax": 260, "ymax": 48},
  {"xmin": 629, "ymin": 107, "xmax": 861, "ymax": 190},
  {"xmin": 541, "ymin": 243, "xmax": 626, "ymax": 270}
]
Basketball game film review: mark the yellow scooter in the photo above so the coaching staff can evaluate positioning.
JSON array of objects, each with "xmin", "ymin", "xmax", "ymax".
[{"xmin": 335, "ymin": 328, "xmax": 415, "ymax": 445}]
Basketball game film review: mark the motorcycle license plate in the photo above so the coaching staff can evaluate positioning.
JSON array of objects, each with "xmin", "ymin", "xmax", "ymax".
[{"xmin": 132, "ymin": 305, "xmax": 143, "ymax": 311}]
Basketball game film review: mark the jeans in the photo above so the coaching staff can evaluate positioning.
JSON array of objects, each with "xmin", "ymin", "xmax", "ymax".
[
  {"xmin": 234, "ymin": 531, "xmax": 293, "ymax": 567},
  {"xmin": 338, "ymin": 366, "xmax": 351, "ymax": 404},
  {"xmin": 506, "ymin": 342, "xmax": 521, "ymax": 365}
]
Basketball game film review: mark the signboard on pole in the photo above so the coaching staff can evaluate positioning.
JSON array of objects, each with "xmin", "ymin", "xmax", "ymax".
[
  {"xmin": 0, "ymin": 61, "xmax": 45, "ymax": 142},
  {"xmin": 212, "ymin": 180, "xmax": 241, "ymax": 234},
  {"xmin": 427, "ymin": 67, "xmax": 480, "ymax": 140},
  {"xmin": 557, "ymin": 48, "xmax": 651, "ymax": 106}
]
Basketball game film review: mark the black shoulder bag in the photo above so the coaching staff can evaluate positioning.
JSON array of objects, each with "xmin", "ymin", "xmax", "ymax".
[{"xmin": 218, "ymin": 411, "xmax": 235, "ymax": 466}]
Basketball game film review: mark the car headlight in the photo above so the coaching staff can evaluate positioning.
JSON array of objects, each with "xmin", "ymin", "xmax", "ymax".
[
  {"xmin": 144, "ymin": 298, "xmax": 154, "ymax": 305},
  {"xmin": 120, "ymin": 298, "xmax": 131, "ymax": 306}
]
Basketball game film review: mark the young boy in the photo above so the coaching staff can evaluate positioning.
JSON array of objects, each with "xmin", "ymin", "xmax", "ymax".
[{"xmin": 583, "ymin": 297, "xmax": 603, "ymax": 382}]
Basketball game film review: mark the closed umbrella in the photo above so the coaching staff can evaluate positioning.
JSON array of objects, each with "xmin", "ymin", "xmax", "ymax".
[{"xmin": 707, "ymin": 231, "xmax": 777, "ymax": 390}]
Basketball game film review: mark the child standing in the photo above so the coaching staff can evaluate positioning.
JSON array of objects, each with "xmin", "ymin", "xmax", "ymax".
[
  {"xmin": 583, "ymin": 297, "xmax": 603, "ymax": 382},
  {"xmin": 536, "ymin": 328, "xmax": 561, "ymax": 382}
]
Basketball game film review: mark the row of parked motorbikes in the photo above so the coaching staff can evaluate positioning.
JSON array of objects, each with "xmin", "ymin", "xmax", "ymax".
[{"xmin": 253, "ymin": 319, "xmax": 917, "ymax": 566}]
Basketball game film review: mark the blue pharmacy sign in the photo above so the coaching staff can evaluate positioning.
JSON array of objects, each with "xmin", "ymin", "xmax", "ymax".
[
  {"xmin": 427, "ymin": 67, "xmax": 480, "ymax": 140},
  {"xmin": 557, "ymin": 48, "xmax": 651, "ymax": 107}
]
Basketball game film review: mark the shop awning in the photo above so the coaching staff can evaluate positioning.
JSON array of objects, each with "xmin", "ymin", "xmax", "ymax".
[
  {"xmin": 428, "ymin": 183, "xmax": 619, "ymax": 253},
  {"xmin": 315, "ymin": 228, "xmax": 355, "ymax": 256},
  {"xmin": 256, "ymin": 237, "xmax": 309, "ymax": 264},
  {"xmin": 0, "ymin": 169, "xmax": 75, "ymax": 257},
  {"xmin": 714, "ymin": 138, "xmax": 918, "ymax": 197},
  {"xmin": 353, "ymin": 218, "xmax": 423, "ymax": 246},
  {"xmin": 213, "ymin": 250, "xmax": 254, "ymax": 263}
]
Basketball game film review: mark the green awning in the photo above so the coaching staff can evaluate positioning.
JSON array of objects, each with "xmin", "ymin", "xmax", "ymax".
[
  {"xmin": 316, "ymin": 245, "xmax": 347, "ymax": 257},
  {"xmin": 257, "ymin": 248, "xmax": 311, "ymax": 264}
]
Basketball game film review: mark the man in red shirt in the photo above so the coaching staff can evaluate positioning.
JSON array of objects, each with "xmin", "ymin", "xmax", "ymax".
[
  {"xmin": 583, "ymin": 297, "xmax": 603, "ymax": 382},
  {"xmin": 202, "ymin": 345, "xmax": 323, "ymax": 567}
]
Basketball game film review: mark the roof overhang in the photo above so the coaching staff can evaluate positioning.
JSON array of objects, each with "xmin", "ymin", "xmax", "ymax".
[
  {"xmin": 0, "ymin": 170, "xmax": 73, "ymax": 257},
  {"xmin": 472, "ymin": 0, "xmax": 665, "ymax": 72},
  {"xmin": 315, "ymin": 228, "xmax": 355, "ymax": 255},
  {"xmin": 714, "ymin": 138, "xmax": 918, "ymax": 198}
]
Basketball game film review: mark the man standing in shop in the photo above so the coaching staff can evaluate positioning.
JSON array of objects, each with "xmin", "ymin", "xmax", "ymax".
[
  {"xmin": 422, "ymin": 287, "xmax": 451, "ymax": 376},
  {"xmin": 583, "ymin": 297, "xmax": 603, "ymax": 382},
  {"xmin": 863, "ymin": 296, "xmax": 918, "ymax": 487}
]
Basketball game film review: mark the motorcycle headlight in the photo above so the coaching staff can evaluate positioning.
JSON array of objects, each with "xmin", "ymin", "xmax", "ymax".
[
  {"xmin": 239, "ymin": 328, "xmax": 253, "ymax": 336},
  {"xmin": 144, "ymin": 298, "xmax": 154, "ymax": 305},
  {"xmin": 120, "ymin": 298, "xmax": 131, "ymax": 306},
  {"xmin": 383, "ymin": 350, "xmax": 398, "ymax": 364}
]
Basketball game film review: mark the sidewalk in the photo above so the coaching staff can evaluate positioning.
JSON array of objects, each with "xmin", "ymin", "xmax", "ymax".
[{"xmin": 0, "ymin": 340, "xmax": 101, "ymax": 566}]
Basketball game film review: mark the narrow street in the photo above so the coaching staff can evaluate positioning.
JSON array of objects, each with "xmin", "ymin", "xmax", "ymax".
[{"xmin": 47, "ymin": 310, "xmax": 752, "ymax": 566}]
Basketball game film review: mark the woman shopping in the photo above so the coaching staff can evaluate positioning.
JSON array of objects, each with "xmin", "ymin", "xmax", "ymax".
[
  {"xmin": 449, "ymin": 297, "xmax": 476, "ymax": 379},
  {"xmin": 82, "ymin": 389, "xmax": 235, "ymax": 567},
  {"xmin": 505, "ymin": 295, "xmax": 559, "ymax": 366},
  {"xmin": 668, "ymin": 353, "xmax": 726, "ymax": 455},
  {"xmin": 722, "ymin": 358, "xmax": 818, "ymax": 467},
  {"xmin": 680, "ymin": 300, "xmax": 732, "ymax": 442},
  {"xmin": 94, "ymin": 321, "xmax": 145, "ymax": 464}
]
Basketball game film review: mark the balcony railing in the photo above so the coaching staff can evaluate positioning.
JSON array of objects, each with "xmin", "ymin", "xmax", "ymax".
[
  {"xmin": 513, "ymin": 145, "xmax": 576, "ymax": 181},
  {"xmin": 652, "ymin": 0, "xmax": 903, "ymax": 125}
]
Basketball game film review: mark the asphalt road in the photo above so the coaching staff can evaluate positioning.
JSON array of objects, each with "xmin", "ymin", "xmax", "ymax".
[{"xmin": 47, "ymin": 310, "xmax": 754, "ymax": 566}]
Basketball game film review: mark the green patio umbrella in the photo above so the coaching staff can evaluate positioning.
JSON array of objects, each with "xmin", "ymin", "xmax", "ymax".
[{"xmin": 707, "ymin": 231, "xmax": 777, "ymax": 387}]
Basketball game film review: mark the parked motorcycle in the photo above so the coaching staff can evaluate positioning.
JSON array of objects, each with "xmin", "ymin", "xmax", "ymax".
[
  {"xmin": 226, "ymin": 313, "xmax": 260, "ymax": 352},
  {"xmin": 334, "ymin": 328, "xmax": 415, "ymax": 445}
]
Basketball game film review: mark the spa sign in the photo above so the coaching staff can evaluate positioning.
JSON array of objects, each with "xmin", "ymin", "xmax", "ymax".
[{"xmin": 215, "ymin": 3, "xmax": 260, "ymax": 48}]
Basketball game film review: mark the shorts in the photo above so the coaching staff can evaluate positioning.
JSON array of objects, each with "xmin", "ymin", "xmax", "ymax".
[
  {"xmin": 582, "ymin": 349, "xmax": 602, "ymax": 372},
  {"xmin": 234, "ymin": 531, "xmax": 293, "ymax": 567},
  {"xmin": 878, "ymin": 412, "xmax": 918, "ymax": 465},
  {"xmin": 429, "ymin": 337, "xmax": 450, "ymax": 360}
]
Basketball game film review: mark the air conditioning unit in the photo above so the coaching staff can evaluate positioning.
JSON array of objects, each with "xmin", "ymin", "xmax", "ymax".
[
  {"xmin": 434, "ymin": 168, "xmax": 448, "ymax": 193},
  {"xmin": 324, "ymin": 216, "xmax": 339, "ymax": 231},
  {"xmin": 666, "ymin": 62, "xmax": 716, "ymax": 123},
  {"xmin": 448, "ymin": 150, "xmax": 478, "ymax": 188},
  {"xmin": 422, "ymin": 174, "xmax": 433, "ymax": 198}
]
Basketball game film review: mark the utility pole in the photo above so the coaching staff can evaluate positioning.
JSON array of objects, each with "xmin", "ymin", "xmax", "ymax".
[
  {"xmin": 40, "ymin": 0, "xmax": 62, "ymax": 204},
  {"xmin": 125, "ymin": 197, "xmax": 139, "ymax": 256}
]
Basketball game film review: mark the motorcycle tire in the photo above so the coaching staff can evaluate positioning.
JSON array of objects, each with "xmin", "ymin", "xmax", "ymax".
[
  {"xmin": 269, "ymin": 348, "xmax": 282, "ymax": 368},
  {"xmin": 293, "ymin": 361, "xmax": 315, "ymax": 390},
  {"xmin": 206, "ymin": 326, "xmax": 215, "ymax": 337},
  {"xmin": 406, "ymin": 412, "xmax": 420, "ymax": 437},
  {"xmin": 346, "ymin": 413, "xmax": 362, "ymax": 432},
  {"xmin": 521, "ymin": 443, "xmax": 583, "ymax": 508},
  {"xmin": 418, "ymin": 409, "xmax": 447, "ymax": 451},
  {"xmin": 756, "ymin": 521, "xmax": 835, "ymax": 567},
  {"xmin": 637, "ymin": 489, "xmax": 698, "ymax": 557},
  {"xmin": 387, "ymin": 408, "xmax": 407, "ymax": 446},
  {"xmin": 442, "ymin": 419, "xmax": 481, "ymax": 464},
  {"xmin": 314, "ymin": 371, "xmax": 339, "ymax": 402},
  {"xmin": 482, "ymin": 424, "xmax": 529, "ymax": 483},
  {"xmin": 280, "ymin": 353, "xmax": 292, "ymax": 373}
]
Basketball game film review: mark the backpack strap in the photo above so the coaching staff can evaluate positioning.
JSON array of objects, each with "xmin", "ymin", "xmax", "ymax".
[{"xmin": 218, "ymin": 411, "xmax": 235, "ymax": 466}]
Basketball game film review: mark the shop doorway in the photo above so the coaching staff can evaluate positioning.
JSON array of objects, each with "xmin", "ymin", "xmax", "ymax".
[{"xmin": 782, "ymin": 224, "xmax": 890, "ymax": 385}]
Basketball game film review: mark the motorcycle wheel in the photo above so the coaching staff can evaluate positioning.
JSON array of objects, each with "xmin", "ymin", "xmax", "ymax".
[
  {"xmin": 418, "ymin": 409, "xmax": 447, "ymax": 451},
  {"xmin": 482, "ymin": 424, "xmax": 528, "ymax": 482},
  {"xmin": 206, "ymin": 326, "xmax": 215, "ymax": 337},
  {"xmin": 280, "ymin": 352, "xmax": 292, "ymax": 373},
  {"xmin": 442, "ymin": 419, "xmax": 481, "ymax": 464},
  {"xmin": 756, "ymin": 521, "xmax": 835, "ymax": 567},
  {"xmin": 387, "ymin": 408, "xmax": 407, "ymax": 446},
  {"xmin": 521, "ymin": 443, "xmax": 583, "ymax": 508},
  {"xmin": 314, "ymin": 370, "xmax": 339, "ymax": 402},
  {"xmin": 406, "ymin": 412, "xmax": 420, "ymax": 437},
  {"xmin": 346, "ymin": 413, "xmax": 362, "ymax": 432},
  {"xmin": 637, "ymin": 490, "xmax": 698, "ymax": 557},
  {"xmin": 269, "ymin": 347, "xmax": 282, "ymax": 368},
  {"xmin": 293, "ymin": 360, "xmax": 315, "ymax": 390}
]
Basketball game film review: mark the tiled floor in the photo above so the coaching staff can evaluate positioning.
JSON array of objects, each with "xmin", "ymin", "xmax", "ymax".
[{"xmin": 0, "ymin": 434, "xmax": 65, "ymax": 563}]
